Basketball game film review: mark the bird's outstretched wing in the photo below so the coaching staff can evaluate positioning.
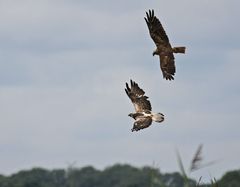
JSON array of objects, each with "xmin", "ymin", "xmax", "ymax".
[
  {"xmin": 132, "ymin": 116, "xmax": 152, "ymax": 132},
  {"xmin": 144, "ymin": 9, "xmax": 169, "ymax": 47},
  {"xmin": 125, "ymin": 80, "xmax": 152, "ymax": 112},
  {"xmin": 160, "ymin": 55, "xmax": 175, "ymax": 80}
]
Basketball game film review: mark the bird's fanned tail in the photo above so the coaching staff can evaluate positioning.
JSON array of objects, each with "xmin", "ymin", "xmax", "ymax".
[{"xmin": 173, "ymin": 47, "xmax": 186, "ymax": 53}]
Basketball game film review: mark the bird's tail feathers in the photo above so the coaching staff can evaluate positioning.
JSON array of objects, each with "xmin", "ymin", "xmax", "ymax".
[
  {"xmin": 152, "ymin": 112, "xmax": 164, "ymax": 123},
  {"xmin": 173, "ymin": 47, "xmax": 186, "ymax": 54}
]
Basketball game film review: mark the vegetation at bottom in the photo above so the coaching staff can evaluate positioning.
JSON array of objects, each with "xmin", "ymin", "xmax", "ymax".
[{"xmin": 0, "ymin": 164, "xmax": 239, "ymax": 187}]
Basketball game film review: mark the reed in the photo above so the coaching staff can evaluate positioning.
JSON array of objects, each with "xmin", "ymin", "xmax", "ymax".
[{"xmin": 176, "ymin": 144, "xmax": 218, "ymax": 187}]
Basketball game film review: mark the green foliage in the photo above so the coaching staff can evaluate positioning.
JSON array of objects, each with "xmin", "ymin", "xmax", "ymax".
[
  {"xmin": 218, "ymin": 170, "xmax": 240, "ymax": 187},
  {"xmin": 162, "ymin": 172, "xmax": 184, "ymax": 187},
  {"xmin": 0, "ymin": 168, "xmax": 66, "ymax": 187},
  {"xmin": 0, "ymin": 165, "xmax": 239, "ymax": 187},
  {"xmin": 66, "ymin": 166, "xmax": 100, "ymax": 187}
]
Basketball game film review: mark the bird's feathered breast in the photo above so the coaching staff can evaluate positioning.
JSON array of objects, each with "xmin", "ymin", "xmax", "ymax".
[{"xmin": 125, "ymin": 80, "xmax": 152, "ymax": 112}]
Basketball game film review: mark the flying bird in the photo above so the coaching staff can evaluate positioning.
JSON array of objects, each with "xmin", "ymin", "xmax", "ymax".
[
  {"xmin": 144, "ymin": 9, "xmax": 186, "ymax": 80},
  {"xmin": 125, "ymin": 80, "xmax": 164, "ymax": 132}
]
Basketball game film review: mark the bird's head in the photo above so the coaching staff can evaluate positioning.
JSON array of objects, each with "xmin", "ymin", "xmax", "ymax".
[{"xmin": 128, "ymin": 113, "xmax": 134, "ymax": 118}]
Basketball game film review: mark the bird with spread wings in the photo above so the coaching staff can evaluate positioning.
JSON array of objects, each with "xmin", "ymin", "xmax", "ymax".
[
  {"xmin": 125, "ymin": 80, "xmax": 164, "ymax": 132},
  {"xmin": 145, "ymin": 9, "xmax": 186, "ymax": 80}
]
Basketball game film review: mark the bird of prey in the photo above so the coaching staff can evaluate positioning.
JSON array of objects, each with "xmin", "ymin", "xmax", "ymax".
[
  {"xmin": 125, "ymin": 80, "xmax": 164, "ymax": 132},
  {"xmin": 144, "ymin": 9, "xmax": 186, "ymax": 80}
]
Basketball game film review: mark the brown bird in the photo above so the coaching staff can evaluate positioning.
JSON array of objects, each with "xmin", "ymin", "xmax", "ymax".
[
  {"xmin": 125, "ymin": 80, "xmax": 164, "ymax": 132},
  {"xmin": 145, "ymin": 9, "xmax": 186, "ymax": 80}
]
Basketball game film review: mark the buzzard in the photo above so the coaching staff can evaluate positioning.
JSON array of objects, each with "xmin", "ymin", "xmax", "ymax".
[
  {"xmin": 125, "ymin": 80, "xmax": 164, "ymax": 132},
  {"xmin": 144, "ymin": 9, "xmax": 186, "ymax": 80}
]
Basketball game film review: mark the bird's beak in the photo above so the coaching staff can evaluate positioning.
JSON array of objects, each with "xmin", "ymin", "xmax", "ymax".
[{"xmin": 152, "ymin": 51, "xmax": 157, "ymax": 56}]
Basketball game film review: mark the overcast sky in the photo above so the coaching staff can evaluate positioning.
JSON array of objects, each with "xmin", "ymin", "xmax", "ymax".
[{"xmin": 0, "ymin": 0, "xmax": 239, "ymax": 182}]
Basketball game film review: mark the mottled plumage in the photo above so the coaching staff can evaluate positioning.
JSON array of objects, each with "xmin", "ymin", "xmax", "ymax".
[
  {"xmin": 125, "ymin": 80, "xmax": 164, "ymax": 132},
  {"xmin": 145, "ymin": 9, "xmax": 186, "ymax": 80}
]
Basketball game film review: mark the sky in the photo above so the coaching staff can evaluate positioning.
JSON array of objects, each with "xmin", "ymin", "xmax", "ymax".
[{"xmin": 0, "ymin": 0, "xmax": 240, "ymax": 182}]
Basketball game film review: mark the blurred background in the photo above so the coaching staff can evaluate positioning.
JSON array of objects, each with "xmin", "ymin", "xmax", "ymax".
[{"xmin": 0, "ymin": 0, "xmax": 239, "ymax": 183}]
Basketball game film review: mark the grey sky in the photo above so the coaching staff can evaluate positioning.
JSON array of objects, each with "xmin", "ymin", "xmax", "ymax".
[{"xmin": 0, "ymin": 0, "xmax": 239, "ymax": 181}]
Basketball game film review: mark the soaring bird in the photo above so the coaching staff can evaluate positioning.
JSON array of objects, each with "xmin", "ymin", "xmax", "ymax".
[
  {"xmin": 144, "ymin": 9, "xmax": 186, "ymax": 80},
  {"xmin": 125, "ymin": 80, "xmax": 164, "ymax": 132}
]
